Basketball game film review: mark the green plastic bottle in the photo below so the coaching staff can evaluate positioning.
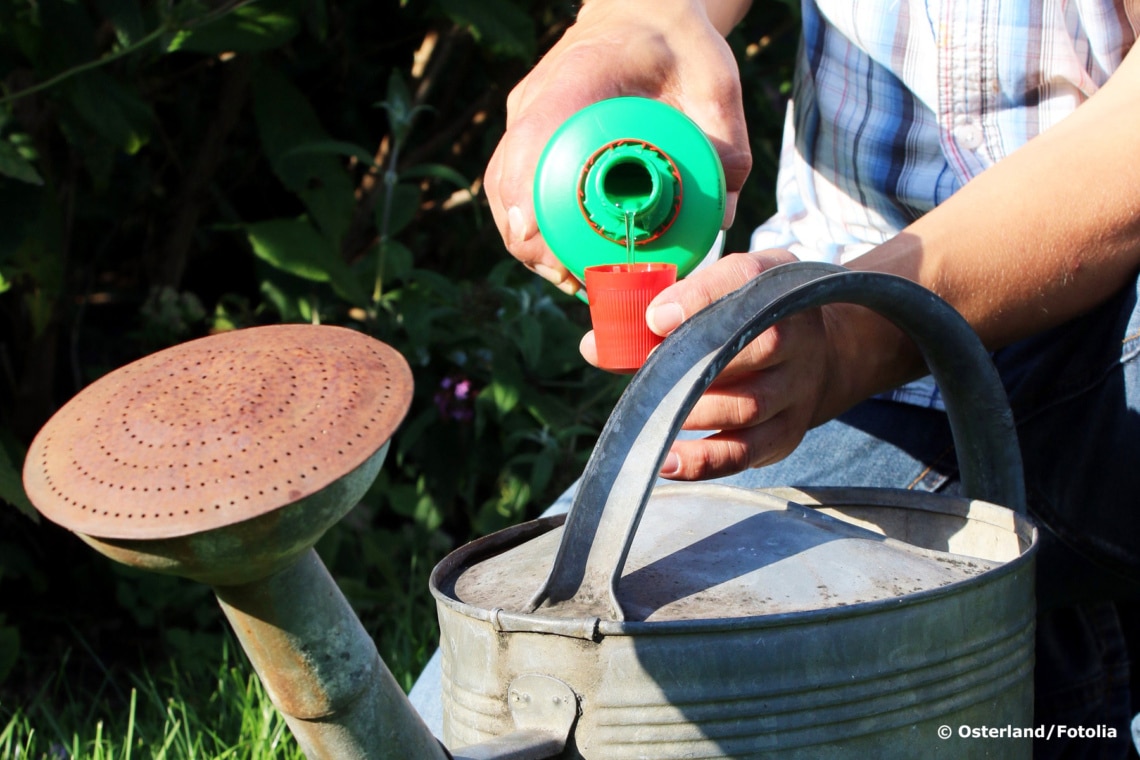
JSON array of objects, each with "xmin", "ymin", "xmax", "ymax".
[{"xmin": 533, "ymin": 97, "xmax": 726, "ymax": 296}]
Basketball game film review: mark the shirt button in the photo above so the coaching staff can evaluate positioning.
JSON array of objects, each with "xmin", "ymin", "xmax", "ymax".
[{"xmin": 953, "ymin": 121, "xmax": 983, "ymax": 150}]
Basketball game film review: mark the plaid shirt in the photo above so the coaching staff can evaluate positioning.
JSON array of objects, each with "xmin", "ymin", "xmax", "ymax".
[{"xmin": 751, "ymin": 0, "xmax": 1139, "ymax": 406}]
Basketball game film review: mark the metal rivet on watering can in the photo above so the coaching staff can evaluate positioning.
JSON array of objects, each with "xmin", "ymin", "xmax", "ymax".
[{"xmin": 22, "ymin": 325, "xmax": 451, "ymax": 760}]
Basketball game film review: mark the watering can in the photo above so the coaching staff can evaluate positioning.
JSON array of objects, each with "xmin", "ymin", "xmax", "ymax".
[{"xmin": 22, "ymin": 262, "xmax": 1037, "ymax": 759}]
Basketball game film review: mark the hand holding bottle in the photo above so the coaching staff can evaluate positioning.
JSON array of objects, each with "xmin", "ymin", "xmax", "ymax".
[{"xmin": 484, "ymin": 0, "xmax": 752, "ymax": 296}]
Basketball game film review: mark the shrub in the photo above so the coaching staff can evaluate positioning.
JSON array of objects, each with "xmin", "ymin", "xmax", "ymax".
[{"xmin": 0, "ymin": 0, "xmax": 796, "ymax": 721}]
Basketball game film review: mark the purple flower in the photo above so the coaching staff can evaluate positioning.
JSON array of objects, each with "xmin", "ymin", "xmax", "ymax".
[{"xmin": 434, "ymin": 374, "xmax": 478, "ymax": 422}]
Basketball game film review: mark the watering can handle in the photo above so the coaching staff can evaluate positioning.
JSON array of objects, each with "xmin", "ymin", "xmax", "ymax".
[{"xmin": 526, "ymin": 262, "xmax": 1026, "ymax": 621}]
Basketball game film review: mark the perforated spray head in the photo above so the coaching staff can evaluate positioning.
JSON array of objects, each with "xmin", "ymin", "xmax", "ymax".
[{"xmin": 22, "ymin": 324, "xmax": 413, "ymax": 585}]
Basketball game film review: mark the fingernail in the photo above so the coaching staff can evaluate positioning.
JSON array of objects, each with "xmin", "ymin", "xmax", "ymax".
[
  {"xmin": 534, "ymin": 263, "xmax": 565, "ymax": 285},
  {"xmin": 660, "ymin": 452, "xmax": 681, "ymax": 476},
  {"xmin": 724, "ymin": 192, "xmax": 739, "ymax": 230},
  {"xmin": 647, "ymin": 302, "xmax": 684, "ymax": 335},
  {"xmin": 507, "ymin": 206, "xmax": 530, "ymax": 246},
  {"xmin": 535, "ymin": 263, "xmax": 580, "ymax": 295}
]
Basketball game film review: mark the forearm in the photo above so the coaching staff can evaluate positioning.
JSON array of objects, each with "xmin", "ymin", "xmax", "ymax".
[{"xmin": 835, "ymin": 45, "xmax": 1140, "ymax": 410}]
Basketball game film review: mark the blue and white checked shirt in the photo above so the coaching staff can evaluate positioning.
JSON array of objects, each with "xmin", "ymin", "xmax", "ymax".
[{"xmin": 750, "ymin": 0, "xmax": 1139, "ymax": 407}]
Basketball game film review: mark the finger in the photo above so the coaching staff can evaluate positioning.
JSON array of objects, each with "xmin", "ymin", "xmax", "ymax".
[
  {"xmin": 678, "ymin": 371, "xmax": 786, "ymax": 431},
  {"xmin": 696, "ymin": 128, "xmax": 750, "ymax": 230},
  {"xmin": 724, "ymin": 191, "xmax": 739, "ymax": 231},
  {"xmin": 646, "ymin": 250, "xmax": 797, "ymax": 336},
  {"xmin": 579, "ymin": 330, "xmax": 669, "ymax": 373},
  {"xmin": 579, "ymin": 330, "xmax": 599, "ymax": 367},
  {"xmin": 658, "ymin": 413, "xmax": 805, "ymax": 481},
  {"xmin": 485, "ymin": 105, "xmax": 584, "ymax": 295},
  {"xmin": 674, "ymin": 51, "xmax": 751, "ymax": 228},
  {"xmin": 492, "ymin": 55, "xmax": 610, "ymax": 245}
]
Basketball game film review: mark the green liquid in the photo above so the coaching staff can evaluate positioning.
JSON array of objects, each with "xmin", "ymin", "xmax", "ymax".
[{"xmin": 625, "ymin": 209, "xmax": 636, "ymax": 265}]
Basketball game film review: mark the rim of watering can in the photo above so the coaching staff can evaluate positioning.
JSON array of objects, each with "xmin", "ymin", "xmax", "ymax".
[{"xmin": 429, "ymin": 488, "xmax": 1037, "ymax": 639}]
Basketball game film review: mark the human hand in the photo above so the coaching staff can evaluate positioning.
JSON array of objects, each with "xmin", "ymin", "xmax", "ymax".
[
  {"xmin": 581, "ymin": 250, "xmax": 846, "ymax": 481},
  {"xmin": 484, "ymin": 0, "xmax": 751, "ymax": 296}
]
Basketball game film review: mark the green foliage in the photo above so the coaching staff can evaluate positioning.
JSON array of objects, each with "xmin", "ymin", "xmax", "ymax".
[
  {"xmin": 1, "ymin": 638, "xmax": 305, "ymax": 759},
  {"xmin": 0, "ymin": 0, "xmax": 795, "ymax": 752},
  {"xmin": 435, "ymin": 0, "xmax": 537, "ymax": 60}
]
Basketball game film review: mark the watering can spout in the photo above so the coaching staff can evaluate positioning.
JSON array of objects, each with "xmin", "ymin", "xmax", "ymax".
[
  {"xmin": 209, "ymin": 548, "xmax": 449, "ymax": 759},
  {"xmin": 18, "ymin": 326, "xmax": 444, "ymax": 759}
]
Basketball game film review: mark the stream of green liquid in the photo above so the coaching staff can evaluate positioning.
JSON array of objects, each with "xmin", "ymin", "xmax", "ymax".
[{"xmin": 625, "ymin": 209, "xmax": 636, "ymax": 265}]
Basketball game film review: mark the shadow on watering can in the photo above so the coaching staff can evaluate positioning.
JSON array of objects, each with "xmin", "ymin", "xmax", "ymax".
[
  {"xmin": 431, "ymin": 263, "xmax": 1037, "ymax": 759},
  {"xmin": 21, "ymin": 262, "xmax": 1036, "ymax": 759}
]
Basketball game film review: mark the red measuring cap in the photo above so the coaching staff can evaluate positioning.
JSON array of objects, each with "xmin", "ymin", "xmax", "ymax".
[{"xmin": 585, "ymin": 262, "xmax": 677, "ymax": 373}]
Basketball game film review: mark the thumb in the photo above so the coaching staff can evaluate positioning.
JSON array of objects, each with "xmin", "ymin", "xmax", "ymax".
[{"xmin": 646, "ymin": 250, "xmax": 798, "ymax": 336}]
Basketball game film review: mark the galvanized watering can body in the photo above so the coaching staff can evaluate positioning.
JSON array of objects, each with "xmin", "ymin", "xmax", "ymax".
[{"xmin": 430, "ymin": 263, "xmax": 1038, "ymax": 758}]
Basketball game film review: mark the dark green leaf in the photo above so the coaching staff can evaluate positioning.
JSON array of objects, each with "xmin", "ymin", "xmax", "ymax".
[
  {"xmin": 380, "ymin": 182, "xmax": 421, "ymax": 238},
  {"xmin": 281, "ymin": 140, "xmax": 378, "ymax": 168},
  {"xmin": 515, "ymin": 316, "xmax": 543, "ymax": 370},
  {"xmin": 246, "ymin": 218, "xmax": 366, "ymax": 305},
  {"xmin": 0, "ymin": 625, "xmax": 19, "ymax": 683},
  {"xmin": 0, "ymin": 181, "xmax": 40, "ymax": 264},
  {"xmin": 305, "ymin": 0, "xmax": 329, "ymax": 41},
  {"xmin": 252, "ymin": 67, "xmax": 355, "ymax": 245},
  {"xmin": 379, "ymin": 239, "xmax": 414, "ymax": 284},
  {"xmin": 473, "ymin": 474, "xmax": 530, "ymax": 535},
  {"xmin": 478, "ymin": 354, "xmax": 522, "ymax": 419},
  {"xmin": 414, "ymin": 490, "xmax": 444, "ymax": 532},
  {"xmin": 385, "ymin": 482, "xmax": 419, "ymax": 518},
  {"xmin": 65, "ymin": 69, "xmax": 153, "ymax": 154},
  {"xmin": 399, "ymin": 163, "xmax": 471, "ymax": 190},
  {"xmin": 94, "ymin": 0, "xmax": 146, "ymax": 45},
  {"xmin": 0, "ymin": 444, "xmax": 36, "ymax": 521},
  {"xmin": 399, "ymin": 163, "xmax": 481, "ymax": 225},
  {"xmin": 435, "ymin": 0, "xmax": 535, "ymax": 60},
  {"xmin": 258, "ymin": 278, "xmax": 302, "ymax": 322},
  {"xmin": 35, "ymin": 0, "xmax": 98, "ymax": 70},
  {"xmin": 171, "ymin": 0, "xmax": 302, "ymax": 54},
  {"xmin": 248, "ymin": 218, "xmax": 334, "ymax": 282},
  {"xmin": 395, "ymin": 407, "xmax": 437, "ymax": 460}
]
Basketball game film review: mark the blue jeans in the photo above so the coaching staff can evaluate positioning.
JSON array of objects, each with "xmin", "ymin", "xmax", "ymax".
[{"xmin": 411, "ymin": 275, "xmax": 1140, "ymax": 757}]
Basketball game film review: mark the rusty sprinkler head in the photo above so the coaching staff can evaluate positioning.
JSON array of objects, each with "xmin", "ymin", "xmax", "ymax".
[{"xmin": 23, "ymin": 324, "xmax": 414, "ymax": 586}]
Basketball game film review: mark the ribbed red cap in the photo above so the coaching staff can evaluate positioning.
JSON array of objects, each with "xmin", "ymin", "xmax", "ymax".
[{"xmin": 585, "ymin": 263, "xmax": 677, "ymax": 373}]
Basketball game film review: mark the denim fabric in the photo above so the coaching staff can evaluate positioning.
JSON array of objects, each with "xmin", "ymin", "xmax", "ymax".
[{"xmin": 411, "ymin": 276, "xmax": 1140, "ymax": 757}]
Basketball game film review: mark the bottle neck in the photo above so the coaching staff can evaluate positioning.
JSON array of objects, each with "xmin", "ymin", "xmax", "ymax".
[{"xmin": 578, "ymin": 140, "xmax": 682, "ymax": 245}]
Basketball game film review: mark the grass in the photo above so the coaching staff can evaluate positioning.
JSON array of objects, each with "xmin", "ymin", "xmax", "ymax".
[
  {"xmin": 1, "ymin": 514, "xmax": 447, "ymax": 759},
  {"xmin": 0, "ymin": 638, "xmax": 306, "ymax": 760}
]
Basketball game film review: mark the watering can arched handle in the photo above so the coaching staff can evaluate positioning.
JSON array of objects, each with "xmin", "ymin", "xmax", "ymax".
[{"xmin": 526, "ymin": 262, "xmax": 1026, "ymax": 621}]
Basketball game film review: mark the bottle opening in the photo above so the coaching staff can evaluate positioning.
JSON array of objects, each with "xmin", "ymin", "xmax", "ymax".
[
  {"xmin": 602, "ymin": 159, "xmax": 657, "ymax": 214},
  {"xmin": 577, "ymin": 138, "xmax": 681, "ymax": 246}
]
